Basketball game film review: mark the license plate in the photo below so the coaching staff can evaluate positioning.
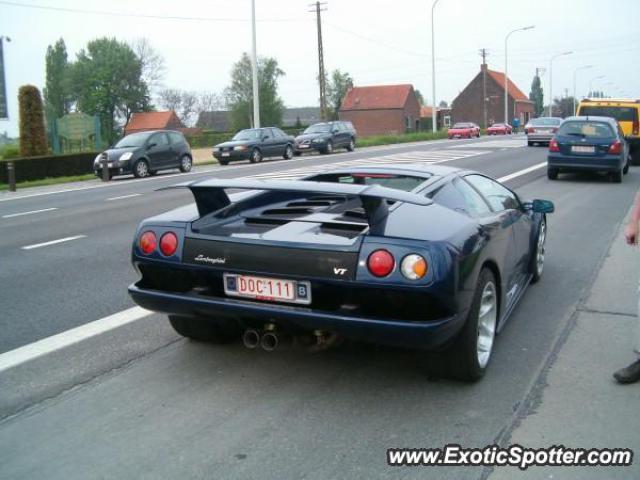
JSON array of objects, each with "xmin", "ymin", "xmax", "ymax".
[
  {"xmin": 572, "ymin": 145, "xmax": 595, "ymax": 153},
  {"xmin": 221, "ymin": 152, "xmax": 230, "ymax": 157},
  {"xmin": 107, "ymin": 162, "xmax": 114, "ymax": 168},
  {"xmin": 298, "ymin": 144, "xmax": 309, "ymax": 149},
  {"xmin": 223, "ymin": 274, "xmax": 311, "ymax": 305}
]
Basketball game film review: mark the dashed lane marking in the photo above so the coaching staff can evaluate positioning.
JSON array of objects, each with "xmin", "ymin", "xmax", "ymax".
[
  {"xmin": 21, "ymin": 235, "xmax": 87, "ymax": 250},
  {"xmin": 2, "ymin": 207, "xmax": 58, "ymax": 218}
]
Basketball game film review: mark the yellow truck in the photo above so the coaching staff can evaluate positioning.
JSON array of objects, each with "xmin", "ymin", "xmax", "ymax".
[{"xmin": 577, "ymin": 99, "xmax": 640, "ymax": 164}]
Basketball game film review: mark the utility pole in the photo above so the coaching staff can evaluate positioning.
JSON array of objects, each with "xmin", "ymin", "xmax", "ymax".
[
  {"xmin": 431, "ymin": 0, "xmax": 440, "ymax": 133},
  {"xmin": 310, "ymin": 2, "xmax": 327, "ymax": 120},
  {"xmin": 479, "ymin": 48, "xmax": 488, "ymax": 129},
  {"xmin": 250, "ymin": 0, "xmax": 260, "ymax": 128}
]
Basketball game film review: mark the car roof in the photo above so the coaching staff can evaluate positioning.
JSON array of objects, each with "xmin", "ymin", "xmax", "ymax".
[
  {"xmin": 322, "ymin": 163, "xmax": 466, "ymax": 179},
  {"xmin": 563, "ymin": 115, "xmax": 617, "ymax": 123}
]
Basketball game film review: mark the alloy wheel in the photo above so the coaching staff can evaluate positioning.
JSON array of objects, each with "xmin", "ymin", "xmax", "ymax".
[{"xmin": 476, "ymin": 281, "xmax": 497, "ymax": 368}]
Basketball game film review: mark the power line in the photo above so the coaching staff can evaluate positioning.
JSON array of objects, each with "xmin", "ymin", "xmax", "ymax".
[{"xmin": 0, "ymin": 0, "xmax": 305, "ymax": 23}]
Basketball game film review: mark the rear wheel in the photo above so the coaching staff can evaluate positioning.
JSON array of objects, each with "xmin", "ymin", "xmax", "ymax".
[
  {"xmin": 530, "ymin": 218, "xmax": 546, "ymax": 283},
  {"xmin": 168, "ymin": 315, "xmax": 240, "ymax": 343},
  {"xmin": 445, "ymin": 268, "xmax": 498, "ymax": 381},
  {"xmin": 547, "ymin": 167, "xmax": 558, "ymax": 180},
  {"xmin": 527, "ymin": 141, "xmax": 533, "ymax": 147},
  {"xmin": 250, "ymin": 148, "xmax": 262, "ymax": 163},
  {"xmin": 611, "ymin": 168, "xmax": 623, "ymax": 183},
  {"xmin": 347, "ymin": 138, "xmax": 355, "ymax": 151},
  {"xmin": 323, "ymin": 141, "xmax": 334, "ymax": 154},
  {"xmin": 218, "ymin": 158, "xmax": 229, "ymax": 166},
  {"xmin": 133, "ymin": 159, "xmax": 149, "ymax": 178},
  {"xmin": 179, "ymin": 154, "xmax": 192, "ymax": 173},
  {"xmin": 630, "ymin": 147, "xmax": 640, "ymax": 166},
  {"xmin": 283, "ymin": 144, "xmax": 293, "ymax": 160}
]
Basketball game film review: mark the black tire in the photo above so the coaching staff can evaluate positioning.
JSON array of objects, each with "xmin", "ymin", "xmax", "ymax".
[
  {"xmin": 346, "ymin": 138, "xmax": 355, "ymax": 151},
  {"xmin": 630, "ymin": 148, "xmax": 640, "ymax": 166},
  {"xmin": 323, "ymin": 141, "xmax": 333, "ymax": 154},
  {"xmin": 283, "ymin": 144, "xmax": 293, "ymax": 160},
  {"xmin": 293, "ymin": 151, "xmax": 302, "ymax": 156},
  {"xmin": 623, "ymin": 159, "xmax": 630, "ymax": 175},
  {"xmin": 179, "ymin": 154, "xmax": 192, "ymax": 173},
  {"xmin": 168, "ymin": 315, "xmax": 240, "ymax": 343},
  {"xmin": 445, "ymin": 268, "xmax": 498, "ymax": 382},
  {"xmin": 611, "ymin": 168, "xmax": 623, "ymax": 183},
  {"xmin": 133, "ymin": 159, "xmax": 150, "ymax": 178},
  {"xmin": 527, "ymin": 141, "xmax": 533, "ymax": 147},
  {"xmin": 218, "ymin": 158, "xmax": 229, "ymax": 166},
  {"xmin": 250, "ymin": 148, "xmax": 262, "ymax": 163},
  {"xmin": 547, "ymin": 168, "xmax": 558, "ymax": 180},
  {"xmin": 530, "ymin": 218, "xmax": 546, "ymax": 284}
]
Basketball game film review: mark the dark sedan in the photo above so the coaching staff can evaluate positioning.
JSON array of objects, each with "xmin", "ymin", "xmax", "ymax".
[
  {"xmin": 547, "ymin": 116, "xmax": 629, "ymax": 183},
  {"xmin": 213, "ymin": 127, "xmax": 295, "ymax": 165},
  {"xmin": 128, "ymin": 164, "xmax": 553, "ymax": 381}
]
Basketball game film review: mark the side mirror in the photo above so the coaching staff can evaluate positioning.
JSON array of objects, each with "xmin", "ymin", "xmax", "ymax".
[
  {"xmin": 147, "ymin": 142, "xmax": 157, "ymax": 149},
  {"xmin": 531, "ymin": 199, "xmax": 555, "ymax": 214}
]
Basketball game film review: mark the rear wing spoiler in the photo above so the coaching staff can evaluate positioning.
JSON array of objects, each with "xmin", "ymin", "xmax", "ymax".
[{"xmin": 159, "ymin": 178, "xmax": 432, "ymax": 234}]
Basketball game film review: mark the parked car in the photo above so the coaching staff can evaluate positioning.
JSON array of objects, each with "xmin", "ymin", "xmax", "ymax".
[
  {"xmin": 294, "ymin": 121, "xmax": 357, "ymax": 155},
  {"xmin": 128, "ymin": 164, "xmax": 554, "ymax": 381},
  {"xmin": 213, "ymin": 127, "xmax": 295, "ymax": 165},
  {"xmin": 547, "ymin": 116, "xmax": 629, "ymax": 183},
  {"xmin": 93, "ymin": 130, "xmax": 192, "ymax": 179},
  {"xmin": 487, "ymin": 123, "xmax": 513, "ymax": 135},
  {"xmin": 525, "ymin": 117, "xmax": 563, "ymax": 146},
  {"xmin": 448, "ymin": 122, "xmax": 480, "ymax": 139},
  {"xmin": 577, "ymin": 98, "xmax": 640, "ymax": 164}
]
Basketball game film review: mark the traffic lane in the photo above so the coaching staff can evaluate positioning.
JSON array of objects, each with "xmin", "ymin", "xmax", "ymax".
[
  {"xmin": 0, "ymin": 147, "xmax": 545, "ymax": 352},
  {"xmin": 0, "ymin": 135, "xmax": 520, "ymax": 215},
  {"xmin": 1, "ymin": 171, "xmax": 636, "ymax": 480}
]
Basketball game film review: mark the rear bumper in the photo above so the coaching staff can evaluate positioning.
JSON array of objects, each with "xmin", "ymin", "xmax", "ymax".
[
  {"xmin": 527, "ymin": 133, "xmax": 553, "ymax": 143},
  {"xmin": 128, "ymin": 283, "xmax": 465, "ymax": 350},
  {"xmin": 547, "ymin": 154, "xmax": 623, "ymax": 172},
  {"xmin": 294, "ymin": 144, "xmax": 322, "ymax": 153},
  {"xmin": 213, "ymin": 151, "xmax": 251, "ymax": 162}
]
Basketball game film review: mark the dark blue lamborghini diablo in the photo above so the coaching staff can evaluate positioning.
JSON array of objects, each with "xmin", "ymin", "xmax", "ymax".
[{"xmin": 128, "ymin": 164, "xmax": 554, "ymax": 381}]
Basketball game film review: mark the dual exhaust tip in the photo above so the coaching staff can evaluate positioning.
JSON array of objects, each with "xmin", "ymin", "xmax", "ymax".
[{"xmin": 242, "ymin": 328, "xmax": 279, "ymax": 352}]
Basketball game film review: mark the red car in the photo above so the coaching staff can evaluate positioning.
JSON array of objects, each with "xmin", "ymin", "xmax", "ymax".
[
  {"xmin": 448, "ymin": 122, "xmax": 480, "ymax": 139},
  {"xmin": 487, "ymin": 123, "xmax": 513, "ymax": 135}
]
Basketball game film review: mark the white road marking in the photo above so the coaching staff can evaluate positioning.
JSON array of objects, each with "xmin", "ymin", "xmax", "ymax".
[
  {"xmin": 497, "ymin": 162, "xmax": 547, "ymax": 182},
  {"xmin": 448, "ymin": 139, "xmax": 526, "ymax": 149},
  {"xmin": 2, "ymin": 207, "xmax": 58, "ymax": 218},
  {"xmin": 21, "ymin": 235, "xmax": 87, "ymax": 250},
  {"xmin": 106, "ymin": 193, "xmax": 142, "ymax": 201},
  {"xmin": 0, "ymin": 306, "xmax": 152, "ymax": 373},
  {"xmin": 0, "ymin": 158, "xmax": 547, "ymax": 368}
]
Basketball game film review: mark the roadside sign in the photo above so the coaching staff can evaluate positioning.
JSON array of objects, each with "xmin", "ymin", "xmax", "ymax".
[{"xmin": 0, "ymin": 39, "xmax": 8, "ymax": 119}]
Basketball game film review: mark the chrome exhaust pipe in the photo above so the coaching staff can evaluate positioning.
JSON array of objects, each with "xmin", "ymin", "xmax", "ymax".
[
  {"xmin": 242, "ymin": 329, "xmax": 261, "ymax": 349},
  {"xmin": 260, "ymin": 332, "xmax": 279, "ymax": 352}
]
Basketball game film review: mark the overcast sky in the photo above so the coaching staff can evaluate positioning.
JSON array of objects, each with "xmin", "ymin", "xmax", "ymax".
[{"xmin": 1, "ymin": 0, "xmax": 638, "ymax": 136}]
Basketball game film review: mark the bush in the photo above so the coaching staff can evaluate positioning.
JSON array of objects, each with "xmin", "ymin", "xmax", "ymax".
[
  {"xmin": 0, "ymin": 144, "xmax": 20, "ymax": 160},
  {"xmin": 357, "ymin": 131, "xmax": 448, "ymax": 147},
  {"xmin": 185, "ymin": 126, "xmax": 309, "ymax": 149},
  {"xmin": 18, "ymin": 85, "xmax": 48, "ymax": 157},
  {"xmin": 0, "ymin": 151, "xmax": 98, "ymax": 183}
]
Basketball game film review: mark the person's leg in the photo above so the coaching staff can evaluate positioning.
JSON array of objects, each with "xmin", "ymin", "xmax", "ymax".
[{"xmin": 613, "ymin": 285, "xmax": 640, "ymax": 383}]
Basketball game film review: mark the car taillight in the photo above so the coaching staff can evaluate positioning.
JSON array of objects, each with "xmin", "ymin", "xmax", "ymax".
[
  {"xmin": 367, "ymin": 249, "xmax": 395, "ymax": 277},
  {"xmin": 159, "ymin": 232, "xmax": 179, "ymax": 256},
  {"xmin": 400, "ymin": 254, "xmax": 428, "ymax": 280},
  {"xmin": 549, "ymin": 139, "xmax": 560, "ymax": 152},
  {"xmin": 609, "ymin": 140, "xmax": 622, "ymax": 154},
  {"xmin": 633, "ymin": 119, "xmax": 639, "ymax": 136},
  {"xmin": 139, "ymin": 231, "xmax": 157, "ymax": 255},
  {"xmin": 526, "ymin": 127, "xmax": 533, "ymax": 134}
]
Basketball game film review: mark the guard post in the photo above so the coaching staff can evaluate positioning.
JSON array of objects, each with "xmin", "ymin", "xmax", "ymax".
[
  {"xmin": 101, "ymin": 156, "xmax": 110, "ymax": 182},
  {"xmin": 7, "ymin": 160, "xmax": 16, "ymax": 192}
]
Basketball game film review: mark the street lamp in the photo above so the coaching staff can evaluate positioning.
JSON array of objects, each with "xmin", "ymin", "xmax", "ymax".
[
  {"xmin": 588, "ymin": 75, "xmax": 605, "ymax": 97},
  {"xmin": 504, "ymin": 25, "xmax": 535, "ymax": 123},
  {"xmin": 431, "ymin": 0, "xmax": 440, "ymax": 133},
  {"xmin": 0, "ymin": 36, "xmax": 11, "ymax": 122},
  {"xmin": 548, "ymin": 50, "xmax": 572, "ymax": 116},
  {"xmin": 250, "ymin": 0, "xmax": 260, "ymax": 128},
  {"xmin": 572, "ymin": 65, "xmax": 592, "ymax": 115}
]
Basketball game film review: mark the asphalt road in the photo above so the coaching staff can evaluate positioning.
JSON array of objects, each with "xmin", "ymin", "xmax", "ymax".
[{"xmin": 0, "ymin": 134, "xmax": 637, "ymax": 479}]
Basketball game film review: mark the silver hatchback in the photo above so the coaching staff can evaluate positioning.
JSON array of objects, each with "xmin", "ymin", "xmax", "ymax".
[{"xmin": 525, "ymin": 117, "xmax": 563, "ymax": 146}]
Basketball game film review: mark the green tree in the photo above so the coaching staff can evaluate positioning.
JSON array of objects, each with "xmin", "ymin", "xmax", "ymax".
[
  {"xmin": 225, "ymin": 53, "xmax": 285, "ymax": 130},
  {"xmin": 326, "ymin": 69, "xmax": 353, "ymax": 120},
  {"xmin": 70, "ymin": 38, "xmax": 150, "ymax": 143},
  {"xmin": 18, "ymin": 85, "xmax": 48, "ymax": 157},
  {"xmin": 529, "ymin": 74, "xmax": 544, "ymax": 117},
  {"xmin": 414, "ymin": 89, "xmax": 425, "ymax": 105},
  {"xmin": 44, "ymin": 38, "xmax": 70, "ymax": 121},
  {"xmin": 552, "ymin": 96, "xmax": 577, "ymax": 118}
]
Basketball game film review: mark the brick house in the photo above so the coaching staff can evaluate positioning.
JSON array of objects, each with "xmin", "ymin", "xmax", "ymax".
[
  {"xmin": 124, "ymin": 111, "xmax": 184, "ymax": 135},
  {"xmin": 420, "ymin": 105, "xmax": 452, "ymax": 130},
  {"xmin": 339, "ymin": 84, "xmax": 421, "ymax": 137},
  {"xmin": 451, "ymin": 64, "xmax": 534, "ymax": 128}
]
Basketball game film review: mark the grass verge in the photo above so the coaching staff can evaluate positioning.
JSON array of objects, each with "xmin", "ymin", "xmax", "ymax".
[
  {"xmin": 0, "ymin": 173, "xmax": 97, "ymax": 191},
  {"xmin": 357, "ymin": 131, "xmax": 449, "ymax": 148}
]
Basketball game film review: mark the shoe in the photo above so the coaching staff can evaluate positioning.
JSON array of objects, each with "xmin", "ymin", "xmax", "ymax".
[{"xmin": 613, "ymin": 359, "xmax": 640, "ymax": 384}]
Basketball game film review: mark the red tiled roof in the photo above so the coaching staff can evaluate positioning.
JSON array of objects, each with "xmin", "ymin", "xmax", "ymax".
[
  {"xmin": 420, "ymin": 106, "xmax": 434, "ymax": 118},
  {"xmin": 125, "ymin": 111, "xmax": 183, "ymax": 132},
  {"xmin": 340, "ymin": 84, "xmax": 414, "ymax": 110},
  {"xmin": 486, "ymin": 70, "xmax": 531, "ymax": 102}
]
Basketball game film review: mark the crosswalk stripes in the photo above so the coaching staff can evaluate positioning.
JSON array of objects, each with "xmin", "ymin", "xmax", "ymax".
[
  {"xmin": 249, "ymin": 148, "xmax": 489, "ymax": 181},
  {"xmin": 447, "ymin": 139, "xmax": 526, "ymax": 149}
]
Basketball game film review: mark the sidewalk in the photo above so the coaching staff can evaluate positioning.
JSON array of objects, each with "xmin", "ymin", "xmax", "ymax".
[{"xmin": 490, "ymin": 209, "xmax": 640, "ymax": 479}]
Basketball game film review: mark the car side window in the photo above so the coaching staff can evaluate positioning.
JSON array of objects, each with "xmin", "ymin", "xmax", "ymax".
[
  {"xmin": 168, "ymin": 132, "xmax": 184, "ymax": 144},
  {"xmin": 151, "ymin": 133, "xmax": 169, "ymax": 146},
  {"xmin": 428, "ymin": 182, "xmax": 468, "ymax": 215},
  {"xmin": 262, "ymin": 129, "xmax": 273, "ymax": 140},
  {"xmin": 464, "ymin": 174, "xmax": 519, "ymax": 212},
  {"xmin": 452, "ymin": 178, "xmax": 492, "ymax": 217}
]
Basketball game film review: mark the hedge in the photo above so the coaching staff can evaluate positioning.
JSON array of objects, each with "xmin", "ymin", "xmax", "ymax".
[
  {"xmin": 0, "ymin": 151, "xmax": 98, "ymax": 183},
  {"xmin": 185, "ymin": 126, "xmax": 307, "ymax": 149}
]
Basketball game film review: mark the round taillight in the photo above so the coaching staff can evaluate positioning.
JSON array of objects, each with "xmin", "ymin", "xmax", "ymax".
[
  {"xmin": 139, "ymin": 231, "xmax": 157, "ymax": 255},
  {"xmin": 367, "ymin": 249, "xmax": 395, "ymax": 277},
  {"xmin": 159, "ymin": 232, "xmax": 178, "ymax": 256},
  {"xmin": 401, "ymin": 254, "xmax": 428, "ymax": 280}
]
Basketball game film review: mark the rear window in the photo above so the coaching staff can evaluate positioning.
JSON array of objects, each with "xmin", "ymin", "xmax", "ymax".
[
  {"xmin": 578, "ymin": 106, "xmax": 638, "ymax": 122},
  {"xmin": 311, "ymin": 173, "xmax": 427, "ymax": 192},
  {"xmin": 530, "ymin": 117, "xmax": 562, "ymax": 126},
  {"xmin": 557, "ymin": 121, "xmax": 615, "ymax": 139}
]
